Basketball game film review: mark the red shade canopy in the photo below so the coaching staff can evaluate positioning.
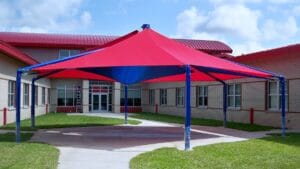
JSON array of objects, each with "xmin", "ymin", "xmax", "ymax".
[
  {"xmin": 46, "ymin": 69, "xmax": 114, "ymax": 81},
  {"xmin": 26, "ymin": 27, "xmax": 277, "ymax": 83}
]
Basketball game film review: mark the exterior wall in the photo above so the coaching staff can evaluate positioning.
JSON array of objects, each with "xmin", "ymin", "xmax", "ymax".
[
  {"xmin": 141, "ymin": 68, "xmax": 300, "ymax": 129},
  {"xmin": 0, "ymin": 53, "xmax": 51, "ymax": 126},
  {"xmin": 50, "ymin": 79, "xmax": 82, "ymax": 113},
  {"xmin": 3, "ymin": 41, "xmax": 299, "ymax": 129},
  {"xmin": 18, "ymin": 47, "xmax": 60, "ymax": 63},
  {"xmin": 113, "ymin": 82, "xmax": 121, "ymax": 113},
  {"xmin": 82, "ymin": 80, "xmax": 89, "ymax": 113}
]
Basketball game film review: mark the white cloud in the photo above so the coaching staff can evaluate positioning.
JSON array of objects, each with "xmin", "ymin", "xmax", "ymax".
[
  {"xmin": 209, "ymin": 0, "xmax": 262, "ymax": 5},
  {"xmin": 176, "ymin": 7, "xmax": 208, "ymax": 38},
  {"xmin": 293, "ymin": 5, "xmax": 300, "ymax": 16},
  {"xmin": 206, "ymin": 4, "xmax": 261, "ymax": 41},
  {"xmin": 0, "ymin": 0, "xmax": 92, "ymax": 33},
  {"xmin": 80, "ymin": 11, "xmax": 92, "ymax": 26},
  {"xmin": 262, "ymin": 17, "xmax": 298, "ymax": 40},
  {"xmin": 175, "ymin": 3, "xmax": 299, "ymax": 55},
  {"xmin": 231, "ymin": 41, "xmax": 264, "ymax": 55}
]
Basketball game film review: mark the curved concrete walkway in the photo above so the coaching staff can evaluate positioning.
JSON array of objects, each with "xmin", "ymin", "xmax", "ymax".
[{"xmin": 30, "ymin": 113, "xmax": 277, "ymax": 169}]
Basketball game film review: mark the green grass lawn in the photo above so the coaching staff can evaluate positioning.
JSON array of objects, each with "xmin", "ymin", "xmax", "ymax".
[
  {"xmin": 132, "ymin": 112, "xmax": 274, "ymax": 131},
  {"xmin": 1, "ymin": 112, "xmax": 140, "ymax": 131},
  {"xmin": 0, "ymin": 133, "xmax": 59, "ymax": 169},
  {"xmin": 130, "ymin": 133, "xmax": 300, "ymax": 169}
]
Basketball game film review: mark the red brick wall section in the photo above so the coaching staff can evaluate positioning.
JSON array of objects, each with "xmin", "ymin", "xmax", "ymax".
[
  {"xmin": 120, "ymin": 106, "xmax": 142, "ymax": 113},
  {"xmin": 56, "ymin": 106, "xmax": 77, "ymax": 113}
]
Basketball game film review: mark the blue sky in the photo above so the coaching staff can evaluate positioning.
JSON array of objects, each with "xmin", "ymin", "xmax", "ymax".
[{"xmin": 0, "ymin": 0, "xmax": 299, "ymax": 55}]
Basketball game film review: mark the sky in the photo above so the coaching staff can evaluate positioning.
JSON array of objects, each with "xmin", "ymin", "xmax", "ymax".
[{"xmin": 0, "ymin": 0, "xmax": 299, "ymax": 55}]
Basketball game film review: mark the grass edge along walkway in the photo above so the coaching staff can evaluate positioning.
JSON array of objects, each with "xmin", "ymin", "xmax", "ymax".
[
  {"xmin": 0, "ymin": 132, "xmax": 59, "ymax": 169},
  {"xmin": 1, "ymin": 112, "xmax": 140, "ymax": 131},
  {"xmin": 130, "ymin": 133, "xmax": 300, "ymax": 169},
  {"xmin": 132, "ymin": 112, "xmax": 274, "ymax": 132}
]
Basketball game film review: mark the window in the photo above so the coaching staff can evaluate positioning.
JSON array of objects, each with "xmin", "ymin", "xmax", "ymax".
[
  {"xmin": 227, "ymin": 84, "xmax": 241, "ymax": 108},
  {"xmin": 35, "ymin": 86, "xmax": 39, "ymax": 105},
  {"xmin": 149, "ymin": 89, "xmax": 155, "ymax": 105},
  {"xmin": 159, "ymin": 89, "xmax": 167, "ymax": 105},
  {"xmin": 268, "ymin": 80, "xmax": 288, "ymax": 110},
  {"xmin": 57, "ymin": 86, "xmax": 79, "ymax": 106},
  {"xmin": 176, "ymin": 87, "xmax": 185, "ymax": 106},
  {"xmin": 23, "ymin": 83, "xmax": 29, "ymax": 107},
  {"xmin": 197, "ymin": 86, "xmax": 208, "ymax": 107},
  {"xmin": 48, "ymin": 88, "xmax": 51, "ymax": 104},
  {"xmin": 42, "ymin": 87, "xmax": 46, "ymax": 105},
  {"xmin": 59, "ymin": 49, "xmax": 80, "ymax": 59},
  {"xmin": 8, "ymin": 80, "xmax": 16, "ymax": 108},
  {"xmin": 120, "ymin": 85, "xmax": 141, "ymax": 107}
]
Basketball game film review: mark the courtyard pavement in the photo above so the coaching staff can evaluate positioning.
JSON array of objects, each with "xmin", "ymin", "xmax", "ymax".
[{"xmin": 29, "ymin": 113, "xmax": 280, "ymax": 169}]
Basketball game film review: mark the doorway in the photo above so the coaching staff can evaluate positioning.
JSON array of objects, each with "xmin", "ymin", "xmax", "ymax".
[{"xmin": 92, "ymin": 93, "xmax": 108, "ymax": 112}]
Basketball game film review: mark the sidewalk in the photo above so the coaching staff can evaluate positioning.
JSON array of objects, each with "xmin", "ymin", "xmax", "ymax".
[{"xmin": 39, "ymin": 113, "xmax": 283, "ymax": 169}]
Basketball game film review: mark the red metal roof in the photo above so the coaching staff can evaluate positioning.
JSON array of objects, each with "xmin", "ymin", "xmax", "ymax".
[
  {"xmin": 175, "ymin": 39, "xmax": 232, "ymax": 54},
  {"xmin": 0, "ymin": 32, "xmax": 232, "ymax": 53},
  {"xmin": 233, "ymin": 44, "xmax": 300, "ymax": 62},
  {"xmin": 0, "ymin": 40, "xmax": 38, "ymax": 65}
]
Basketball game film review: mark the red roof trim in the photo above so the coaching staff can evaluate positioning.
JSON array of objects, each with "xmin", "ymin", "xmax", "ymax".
[
  {"xmin": 233, "ymin": 43, "xmax": 300, "ymax": 62},
  {"xmin": 0, "ymin": 40, "xmax": 38, "ymax": 65},
  {"xmin": 0, "ymin": 32, "xmax": 232, "ymax": 53},
  {"xmin": 175, "ymin": 39, "xmax": 232, "ymax": 53}
]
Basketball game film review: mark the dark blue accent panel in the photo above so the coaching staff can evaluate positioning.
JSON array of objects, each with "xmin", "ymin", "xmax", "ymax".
[
  {"xmin": 124, "ymin": 85, "xmax": 128, "ymax": 124},
  {"xmin": 82, "ymin": 66, "xmax": 185, "ymax": 85},
  {"xmin": 141, "ymin": 24, "xmax": 150, "ymax": 29},
  {"xmin": 15, "ymin": 70, "xmax": 22, "ymax": 143},
  {"xmin": 31, "ymin": 70, "xmax": 61, "ymax": 129},
  {"xmin": 223, "ymin": 83, "xmax": 228, "ymax": 127},
  {"xmin": 31, "ymin": 79, "xmax": 36, "ymax": 129},
  {"xmin": 279, "ymin": 77, "xmax": 286, "ymax": 137},
  {"xmin": 184, "ymin": 65, "xmax": 191, "ymax": 150}
]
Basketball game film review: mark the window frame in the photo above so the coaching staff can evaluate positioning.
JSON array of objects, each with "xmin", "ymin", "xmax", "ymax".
[
  {"xmin": 149, "ymin": 89, "xmax": 155, "ymax": 105},
  {"xmin": 227, "ymin": 83, "xmax": 241, "ymax": 109},
  {"xmin": 35, "ymin": 86, "xmax": 39, "ymax": 106},
  {"xmin": 48, "ymin": 88, "xmax": 51, "ymax": 105},
  {"xmin": 267, "ymin": 80, "xmax": 288, "ymax": 111},
  {"xmin": 57, "ymin": 85, "xmax": 78, "ymax": 107},
  {"xmin": 23, "ymin": 83, "xmax": 30, "ymax": 107},
  {"xmin": 176, "ymin": 87, "xmax": 185, "ymax": 107},
  {"xmin": 120, "ymin": 85, "xmax": 141, "ymax": 107},
  {"xmin": 42, "ymin": 87, "xmax": 46, "ymax": 105},
  {"xmin": 159, "ymin": 89, "xmax": 168, "ymax": 105},
  {"xmin": 8, "ymin": 80, "xmax": 16, "ymax": 108},
  {"xmin": 197, "ymin": 85, "xmax": 208, "ymax": 108},
  {"xmin": 59, "ymin": 49, "xmax": 80, "ymax": 59}
]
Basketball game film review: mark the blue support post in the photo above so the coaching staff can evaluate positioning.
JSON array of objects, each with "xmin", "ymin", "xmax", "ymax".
[
  {"xmin": 279, "ymin": 77, "xmax": 286, "ymax": 136},
  {"xmin": 15, "ymin": 70, "xmax": 22, "ymax": 143},
  {"xmin": 185, "ymin": 65, "xmax": 191, "ymax": 150},
  {"xmin": 223, "ymin": 83, "xmax": 228, "ymax": 127},
  {"xmin": 31, "ymin": 78, "xmax": 36, "ymax": 129},
  {"xmin": 124, "ymin": 85, "xmax": 128, "ymax": 124}
]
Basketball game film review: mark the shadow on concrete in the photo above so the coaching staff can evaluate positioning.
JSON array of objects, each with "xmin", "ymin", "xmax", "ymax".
[{"xmin": 31, "ymin": 126, "xmax": 220, "ymax": 150}]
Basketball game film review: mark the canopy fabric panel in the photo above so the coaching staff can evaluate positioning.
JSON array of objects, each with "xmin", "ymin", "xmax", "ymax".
[
  {"xmin": 22, "ymin": 28, "xmax": 277, "ymax": 84},
  {"xmin": 46, "ymin": 69, "xmax": 115, "ymax": 81},
  {"xmin": 81, "ymin": 66, "xmax": 185, "ymax": 84}
]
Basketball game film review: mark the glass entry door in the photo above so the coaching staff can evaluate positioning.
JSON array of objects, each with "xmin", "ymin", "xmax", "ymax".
[
  {"xmin": 100, "ymin": 94, "xmax": 108, "ymax": 111},
  {"xmin": 92, "ymin": 94, "xmax": 108, "ymax": 112},
  {"xmin": 92, "ymin": 94, "xmax": 100, "ymax": 111}
]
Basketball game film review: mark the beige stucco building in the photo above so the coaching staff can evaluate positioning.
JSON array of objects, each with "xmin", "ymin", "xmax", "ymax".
[{"xmin": 0, "ymin": 32, "xmax": 299, "ymax": 129}]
